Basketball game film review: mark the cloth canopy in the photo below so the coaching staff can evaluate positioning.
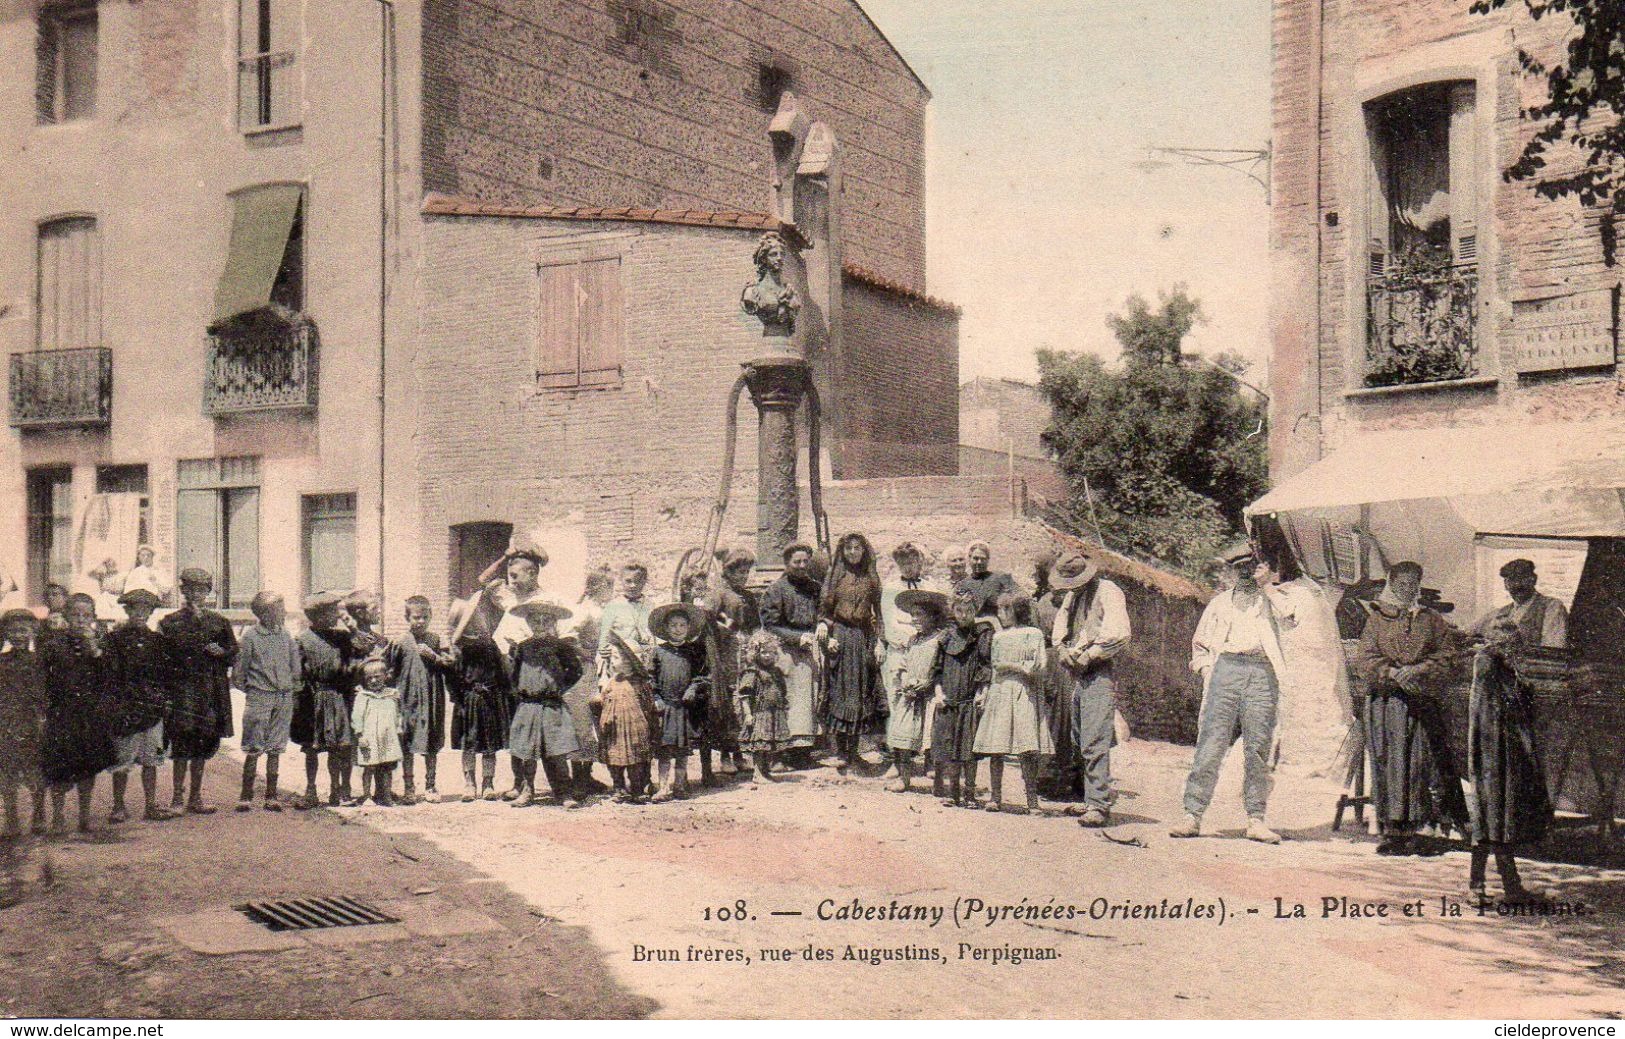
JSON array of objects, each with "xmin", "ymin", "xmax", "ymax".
[
  {"xmin": 1247, "ymin": 419, "xmax": 1625, "ymax": 521},
  {"xmin": 214, "ymin": 184, "xmax": 303, "ymax": 322}
]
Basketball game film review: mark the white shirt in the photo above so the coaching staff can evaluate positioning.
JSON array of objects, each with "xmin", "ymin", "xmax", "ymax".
[{"xmin": 1191, "ymin": 585, "xmax": 1295, "ymax": 680}]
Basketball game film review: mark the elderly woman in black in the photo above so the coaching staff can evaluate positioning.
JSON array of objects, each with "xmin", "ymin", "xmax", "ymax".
[{"xmin": 818, "ymin": 533, "xmax": 886, "ymax": 775}]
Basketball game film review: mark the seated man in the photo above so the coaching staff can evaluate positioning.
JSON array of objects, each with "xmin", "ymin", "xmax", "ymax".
[{"xmin": 1350, "ymin": 561, "xmax": 1469, "ymax": 856}]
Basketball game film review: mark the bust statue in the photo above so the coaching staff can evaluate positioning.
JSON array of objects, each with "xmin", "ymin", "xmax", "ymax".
[{"xmin": 741, "ymin": 232, "xmax": 800, "ymax": 338}]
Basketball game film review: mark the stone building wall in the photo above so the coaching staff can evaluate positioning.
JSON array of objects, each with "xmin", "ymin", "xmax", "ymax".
[
  {"xmin": 1269, "ymin": 0, "xmax": 1625, "ymax": 478},
  {"xmin": 420, "ymin": 0, "xmax": 929, "ymax": 290}
]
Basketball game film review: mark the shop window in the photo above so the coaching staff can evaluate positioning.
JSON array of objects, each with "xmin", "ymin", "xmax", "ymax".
[
  {"xmin": 25, "ymin": 467, "xmax": 74, "ymax": 602},
  {"xmin": 175, "ymin": 457, "xmax": 260, "ymax": 609},
  {"xmin": 36, "ymin": 4, "xmax": 97, "ymax": 124},
  {"xmin": 302, "ymin": 493, "xmax": 356, "ymax": 598},
  {"xmin": 238, "ymin": 0, "xmax": 300, "ymax": 131},
  {"xmin": 1364, "ymin": 81, "xmax": 1479, "ymax": 387},
  {"xmin": 36, "ymin": 217, "xmax": 101, "ymax": 352},
  {"xmin": 535, "ymin": 245, "xmax": 625, "ymax": 390}
]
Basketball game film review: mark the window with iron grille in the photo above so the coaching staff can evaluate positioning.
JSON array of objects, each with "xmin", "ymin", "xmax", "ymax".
[
  {"xmin": 36, "ymin": 4, "xmax": 97, "ymax": 125},
  {"xmin": 176, "ymin": 457, "xmax": 261, "ymax": 609},
  {"xmin": 238, "ymin": 0, "xmax": 300, "ymax": 131}
]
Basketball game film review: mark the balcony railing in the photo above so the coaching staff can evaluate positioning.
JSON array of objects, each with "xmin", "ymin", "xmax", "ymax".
[
  {"xmin": 238, "ymin": 51, "xmax": 300, "ymax": 131},
  {"xmin": 205, "ymin": 309, "xmax": 318, "ymax": 416},
  {"xmin": 1365, "ymin": 261, "xmax": 1479, "ymax": 388},
  {"xmin": 9, "ymin": 347, "xmax": 112, "ymax": 429}
]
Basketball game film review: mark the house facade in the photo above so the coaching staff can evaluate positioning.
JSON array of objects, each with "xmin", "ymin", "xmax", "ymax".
[{"xmin": 1, "ymin": 0, "xmax": 958, "ymax": 621}]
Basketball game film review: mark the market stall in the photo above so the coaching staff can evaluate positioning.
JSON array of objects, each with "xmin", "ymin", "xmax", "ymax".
[{"xmin": 1246, "ymin": 418, "xmax": 1625, "ymax": 834}]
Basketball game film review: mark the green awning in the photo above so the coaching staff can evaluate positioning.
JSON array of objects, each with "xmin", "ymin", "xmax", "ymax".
[{"xmin": 214, "ymin": 184, "xmax": 302, "ymax": 322}]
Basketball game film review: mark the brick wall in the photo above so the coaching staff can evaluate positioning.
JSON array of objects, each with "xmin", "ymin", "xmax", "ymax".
[
  {"xmin": 835, "ymin": 277, "xmax": 959, "ymax": 477},
  {"xmin": 1270, "ymin": 0, "xmax": 1625, "ymax": 475},
  {"xmin": 959, "ymin": 377, "xmax": 1051, "ymax": 459},
  {"xmin": 421, "ymin": 0, "xmax": 929, "ymax": 289}
]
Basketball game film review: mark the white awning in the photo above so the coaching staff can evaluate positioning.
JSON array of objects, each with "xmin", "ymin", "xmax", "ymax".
[{"xmin": 1246, "ymin": 418, "xmax": 1625, "ymax": 516}]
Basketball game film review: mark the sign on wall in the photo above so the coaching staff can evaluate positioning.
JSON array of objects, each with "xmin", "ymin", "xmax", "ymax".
[{"xmin": 1512, "ymin": 286, "xmax": 1619, "ymax": 373}]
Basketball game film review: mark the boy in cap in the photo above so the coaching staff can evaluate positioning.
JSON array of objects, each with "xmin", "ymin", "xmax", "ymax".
[
  {"xmin": 0, "ymin": 609, "xmax": 47, "ymax": 836},
  {"xmin": 292, "ymin": 591, "xmax": 360, "ymax": 807},
  {"xmin": 103, "ymin": 588, "xmax": 177, "ymax": 823},
  {"xmin": 159, "ymin": 568, "xmax": 238, "ymax": 814},
  {"xmin": 234, "ymin": 591, "xmax": 301, "ymax": 811}
]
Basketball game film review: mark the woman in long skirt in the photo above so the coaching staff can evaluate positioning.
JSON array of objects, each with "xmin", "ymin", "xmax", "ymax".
[
  {"xmin": 974, "ymin": 595, "xmax": 1052, "ymax": 813},
  {"xmin": 1467, "ymin": 619, "xmax": 1551, "ymax": 902},
  {"xmin": 819, "ymin": 533, "xmax": 886, "ymax": 773}
]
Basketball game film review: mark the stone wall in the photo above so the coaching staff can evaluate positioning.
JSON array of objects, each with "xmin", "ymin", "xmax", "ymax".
[
  {"xmin": 1269, "ymin": 0, "xmax": 1625, "ymax": 478},
  {"xmin": 420, "ymin": 0, "xmax": 929, "ymax": 289}
]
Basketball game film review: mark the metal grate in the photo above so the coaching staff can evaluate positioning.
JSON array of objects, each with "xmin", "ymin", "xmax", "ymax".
[{"xmin": 236, "ymin": 896, "xmax": 400, "ymax": 932}]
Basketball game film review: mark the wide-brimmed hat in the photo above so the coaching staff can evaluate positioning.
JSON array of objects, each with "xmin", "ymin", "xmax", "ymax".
[
  {"xmin": 509, "ymin": 600, "xmax": 572, "ymax": 627},
  {"xmin": 1049, "ymin": 552, "xmax": 1101, "ymax": 590},
  {"xmin": 1216, "ymin": 540, "xmax": 1258, "ymax": 566},
  {"xmin": 895, "ymin": 588, "xmax": 950, "ymax": 618},
  {"xmin": 721, "ymin": 549, "xmax": 756, "ymax": 571},
  {"xmin": 116, "ymin": 588, "xmax": 162, "ymax": 611},
  {"xmin": 606, "ymin": 632, "xmax": 651, "ymax": 679},
  {"xmin": 649, "ymin": 602, "xmax": 708, "ymax": 642}
]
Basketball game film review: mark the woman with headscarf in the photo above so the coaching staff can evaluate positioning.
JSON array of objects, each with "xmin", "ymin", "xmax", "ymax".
[{"xmin": 818, "ymin": 532, "xmax": 886, "ymax": 774}]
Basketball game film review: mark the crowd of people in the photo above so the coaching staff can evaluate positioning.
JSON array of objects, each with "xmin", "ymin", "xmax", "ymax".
[{"xmin": 0, "ymin": 533, "xmax": 1558, "ymax": 904}]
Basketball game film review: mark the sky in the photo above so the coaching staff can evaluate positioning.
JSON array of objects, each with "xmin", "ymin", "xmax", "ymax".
[{"xmin": 859, "ymin": 0, "xmax": 1273, "ymax": 383}]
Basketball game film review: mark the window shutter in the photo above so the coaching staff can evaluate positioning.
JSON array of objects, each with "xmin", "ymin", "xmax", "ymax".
[
  {"xmin": 536, "ymin": 262, "xmax": 581, "ymax": 388},
  {"xmin": 1366, "ymin": 105, "xmax": 1391, "ymax": 277},
  {"xmin": 577, "ymin": 255, "xmax": 624, "ymax": 386},
  {"xmin": 37, "ymin": 217, "xmax": 101, "ymax": 352},
  {"xmin": 1447, "ymin": 82, "xmax": 1478, "ymax": 266}
]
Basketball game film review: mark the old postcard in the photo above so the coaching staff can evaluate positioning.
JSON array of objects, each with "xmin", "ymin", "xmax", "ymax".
[{"xmin": 0, "ymin": 0, "xmax": 1622, "ymax": 1024}]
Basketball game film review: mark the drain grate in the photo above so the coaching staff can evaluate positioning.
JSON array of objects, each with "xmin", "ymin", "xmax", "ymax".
[{"xmin": 236, "ymin": 896, "xmax": 401, "ymax": 932}]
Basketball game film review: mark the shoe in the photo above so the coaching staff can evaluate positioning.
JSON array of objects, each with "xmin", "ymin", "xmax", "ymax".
[
  {"xmin": 1375, "ymin": 836, "xmax": 1412, "ymax": 856},
  {"xmin": 1502, "ymin": 885, "xmax": 1543, "ymax": 905},
  {"xmin": 343, "ymin": 796, "xmax": 366, "ymax": 808},
  {"xmin": 1245, "ymin": 819, "xmax": 1282, "ymax": 845},
  {"xmin": 651, "ymin": 789, "xmax": 675, "ymax": 803},
  {"xmin": 234, "ymin": 799, "xmax": 254, "ymax": 813},
  {"xmin": 461, "ymin": 791, "xmax": 477, "ymax": 803},
  {"xmin": 143, "ymin": 806, "xmax": 180, "ymax": 822},
  {"xmin": 500, "ymin": 787, "xmax": 522, "ymax": 802},
  {"xmin": 1003, "ymin": 804, "xmax": 1031, "ymax": 816},
  {"xmin": 482, "ymin": 789, "xmax": 500, "ymax": 802},
  {"xmin": 107, "ymin": 807, "xmax": 129, "ymax": 825},
  {"xmin": 422, "ymin": 790, "xmax": 441, "ymax": 804},
  {"xmin": 561, "ymin": 798, "xmax": 581, "ymax": 810},
  {"xmin": 884, "ymin": 780, "xmax": 909, "ymax": 793},
  {"xmin": 187, "ymin": 802, "xmax": 217, "ymax": 816},
  {"xmin": 985, "ymin": 802, "xmax": 1002, "ymax": 813},
  {"xmin": 1079, "ymin": 807, "xmax": 1110, "ymax": 828},
  {"xmin": 1169, "ymin": 814, "xmax": 1201, "ymax": 838},
  {"xmin": 262, "ymin": 799, "xmax": 283, "ymax": 813}
]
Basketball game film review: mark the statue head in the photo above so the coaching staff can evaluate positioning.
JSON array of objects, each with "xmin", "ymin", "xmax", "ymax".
[
  {"xmin": 742, "ymin": 231, "xmax": 800, "ymax": 338},
  {"xmin": 753, "ymin": 232, "xmax": 788, "ymax": 276}
]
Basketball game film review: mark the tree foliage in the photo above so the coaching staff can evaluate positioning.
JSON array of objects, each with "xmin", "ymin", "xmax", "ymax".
[
  {"xmin": 1469, "ymin": 0, "xmax": 1625, "ymax": 263},
  {"xmin": 1036, "ymin": 286, "xmax": 1268, "ymax": 576}
]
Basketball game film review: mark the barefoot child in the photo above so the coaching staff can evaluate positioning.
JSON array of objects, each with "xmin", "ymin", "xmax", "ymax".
[
  {"xmin": 292, "ymin": 593, "xmax": 358, "ymax": 808},
  {"xmin": 386, "ymin": 596, "xmax": 454, "ymax": 803},
  {"xmin": 0, "ymin": 610, "xmax": 47, "ymax": 836},
  {"xmin": 38, "ymin": 594, "xmax": 115, "ymax": 834},
  {"xmin": 648, "ymin": 603, "xmax": 710, "ymax": 801},
  {"xmin": 931, "ymin": 592, "xmax": 993, "ymax": 807},
  {"xmin": 351, "ymin": 659, "xmax": 402, "ymax": 806},
  {"xmin": 734, "ymin": 631, "xmax": 791, "ymax": 783},
  {"xmin": 885, "ymin": 590, "xmax": 949, "ymax": 794},
  {"xmin": 506, "ymin": 602, "xmax": 584, "ymax": 808},
  {"xmin": 974, "ymin": 595, "xmax": 1052, "ymax": 814},
  {"xmin": 233, "ymin": 592, "xmax": 300, "ymax": 812},
  {"xmin": 103, "ymin": 589, "xmax": 177, "ymax": 823},
  {"xmin": 590, "ymin": 635, "xmax": 655, "ymax": 802}
]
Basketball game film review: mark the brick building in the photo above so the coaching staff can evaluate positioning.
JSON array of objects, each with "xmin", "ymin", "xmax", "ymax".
[
  {"xmin": 957, "ymin": 377, "xmax": 1067, "ymax": 508},
  {"xmin": 0, "ymin": 0, "xmax": 959, "ymax": 621}
]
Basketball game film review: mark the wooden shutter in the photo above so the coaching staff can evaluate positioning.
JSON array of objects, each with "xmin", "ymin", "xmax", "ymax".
[
  {"xmin": 535, "ymin": 242, "xmax": 626, "ymax": 389},
  {"xmin": 1447, "ymin": 82, "xmax": 1478, "ymax": 266},
  {"xmin": 37, "ymin": 217, "xmax": 100, "ymax": 351},
  {"xmin": 1366, "ymin": 104, "xmax": 1391, "ymax": 279},
  {"xmin": 577, "ymin": 255, "xmax": 624, "ymax": 387}
]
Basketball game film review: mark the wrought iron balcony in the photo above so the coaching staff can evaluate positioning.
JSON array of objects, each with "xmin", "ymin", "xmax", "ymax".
[
  {"xmin": 205, "ymin": 307, "xmax": 318, "ymax": 416},
  {"xmin": 1365, "ymin": 260, "xmax": 1479, "ymax": 388},
  {"xmin": 8, "ymin": 347, "xmax": 112, "ymax": 429}
]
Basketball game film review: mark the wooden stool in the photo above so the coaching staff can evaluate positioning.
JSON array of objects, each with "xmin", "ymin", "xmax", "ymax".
[{"xmin": 1332, "ymin": 722, "xmax": 1372, "ymax": 833}]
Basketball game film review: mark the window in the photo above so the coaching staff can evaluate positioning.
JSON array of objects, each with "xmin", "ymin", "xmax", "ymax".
[
  {"xmin": 535, "ymin": 245, "xmax": 625, "ymax": 390},
  {"xmin": 1364, "ymin": 81, "xmax": 1479, "ymax": 387},
  {"xmin": 607, "ymin": 0, "xmax": 679, "ymax": 77},
  {"xmin": 25, "ymin": 467, "xmax": 74, "ymax": 602},
  {"xmin": 36, "ymin": 4, "xmax": 97, "ymax": 124},
  {"xmin": 96, "ymin": 465, "xmax": 151, "ymax": 547},
  {"xmin": 238, "ymin": 0, "xmax": 300, "ymax": 131},
  {"xmin": 36, "ymin": 217, "xmax": 100, "ymax": 351},
  {"xmin": 176, "ymin": 457, "xmax": 260, "ymax": 609},
  {"xmin": 756, "ymin": 64, "xmax": 793, "ymax": 113},
  {"xmin": 302, "ymin": 493, "xmax": 356, "ymax": 598}
]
